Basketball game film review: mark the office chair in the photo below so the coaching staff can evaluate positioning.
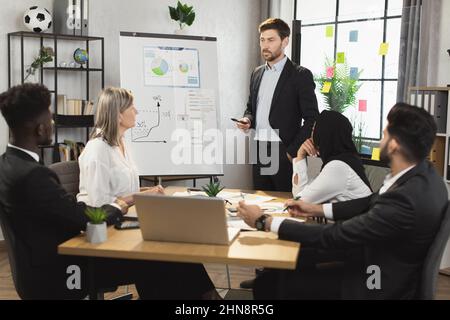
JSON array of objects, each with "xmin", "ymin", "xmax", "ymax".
[
  {"xmin": 417, "ymin": 202, "xmax": 450, "ymax": 299},
  {"xmin": 48, "ymin": 161, "xmax": 80, "ymax": 197}
]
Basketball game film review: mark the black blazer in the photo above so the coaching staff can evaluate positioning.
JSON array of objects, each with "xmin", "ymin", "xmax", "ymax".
[
  {"xmin": 278, "ymin": 161, "xmax": 448, "ymax": 299},
  {"xmin": 244, "ymin": 58, "xmax": 319, "ymax": 157},
  {"xmin": 0, "ymin": 147, "xmax": 122, "ymax": 297}
]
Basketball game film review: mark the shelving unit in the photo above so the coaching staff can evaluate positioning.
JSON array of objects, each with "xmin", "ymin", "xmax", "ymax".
[
  {"xmin": 409, "ymin": 86, "xmax": 450, "ymax": 182},
  {"xmin": 7, "ymin": 31, "xmax": 104, "ymax": 163}
]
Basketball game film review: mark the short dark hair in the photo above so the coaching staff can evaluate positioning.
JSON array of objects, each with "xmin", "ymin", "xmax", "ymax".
[
  {"xmin": 259, "ymin": 18, "xmax": 290, "ymax": 39},
  {"xmin": 387, "ymin": 103, "xmax": 437, "ymax": 162},
  {"xmin": 0, "ymin": 83, "xmax": 51, "ymax": 129}
]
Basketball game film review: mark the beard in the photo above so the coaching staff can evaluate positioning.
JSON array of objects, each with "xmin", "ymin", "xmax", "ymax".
[
  {"xmin": 262, "ymin": 47, "xmax": 283, "ymax": 62},
  {"xmin": 380, "ymin": 142, "xmax": 391, "ymax": 164}
]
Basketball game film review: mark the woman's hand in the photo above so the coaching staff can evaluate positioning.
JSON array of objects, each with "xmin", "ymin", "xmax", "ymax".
[
  {"xmin": 140, "ymin": 185, "xmax": 165, "ymax": 195},
  {"xmin": 296, "ymin": 138, "xmax": 319, "ymax": 160}
]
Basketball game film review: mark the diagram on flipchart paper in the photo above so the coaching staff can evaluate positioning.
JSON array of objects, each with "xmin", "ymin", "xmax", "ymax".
[
  {"xmin": 131, "ymin": 95, "xmax": 169, "ymax": 143},
  {"xmin": 143, "ymin": 46, "xmax": 200, "ymax": 88},
  {"xmin": 131, "ymin": 90, "xmax": 217, "ymax": 145}
]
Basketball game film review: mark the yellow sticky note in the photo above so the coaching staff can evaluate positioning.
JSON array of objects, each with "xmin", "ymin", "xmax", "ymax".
[
  {"xmin": 336, "ymin": 52, "xmax": 345, "ymax": 64},
  {"xmin": 326, "ymin": 26, "xmax": 334, "ymax": 38},
  {"xmin": 379, "ymin": 42, "xmax": 389, "ymax": 56},
  {"xmin": 371, "ymin": 148, "xmax": 380, "ymax": 161},
  {"xmin": 322, "ymin": 82, "xmax": 332, "ymax": 93}
]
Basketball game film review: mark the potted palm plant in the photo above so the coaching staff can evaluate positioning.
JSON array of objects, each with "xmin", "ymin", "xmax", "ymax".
[
  {"xmin": 169, "ymin": 1, "xmax": 195, "ymax": 34},
  {"xmin": 85, "ymin": 208, "xmax": 108, "ymax": 244}
]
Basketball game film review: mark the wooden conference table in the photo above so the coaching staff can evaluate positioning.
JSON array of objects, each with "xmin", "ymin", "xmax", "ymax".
[{"xmin": 58, "ymin": 187, "xmax": 301, "ymax": 298}]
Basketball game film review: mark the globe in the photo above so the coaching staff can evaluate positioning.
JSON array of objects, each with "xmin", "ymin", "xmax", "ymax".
[{"xmin": 73, "ymin": 48, "xmax": 89, "ymax": 66}]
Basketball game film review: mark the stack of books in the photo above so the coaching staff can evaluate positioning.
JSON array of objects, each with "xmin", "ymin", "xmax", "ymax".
[
  {"xmin": 56, "ymin": 95, "xmax": 95, "ymax": 116},
  {"xmin": 58, "ymin": 140, "xmax": 86, "ymax": 162}
]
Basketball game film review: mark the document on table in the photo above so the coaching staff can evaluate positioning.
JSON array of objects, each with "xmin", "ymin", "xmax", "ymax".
[{"xmin": 172, "ymin": 191, "xmax": 275, "ymax": 205}]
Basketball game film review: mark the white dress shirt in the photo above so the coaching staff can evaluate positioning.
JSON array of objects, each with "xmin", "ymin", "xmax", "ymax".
[
  {"xmin": 254, "ymin": 56, "xmax": 287, "ymax": 142},
  {"xmin": 77, "ymin": 137, "xmax": 140, "ymax": 207},
  {"xmin": 322, "ymin": 165, "xmax": 416, "ymax": 220},
  {"xmin": 270, "ymin": 158, "xmax": 372, "ymax": 233},
  {"xmin": 7, "ymin": 143, "xmax": 39, "ymax": 162}
]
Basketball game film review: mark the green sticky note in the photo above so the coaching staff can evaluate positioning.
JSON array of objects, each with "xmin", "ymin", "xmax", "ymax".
[
  {"xmin": 322, "ymin": 82, "xmax": 332, "ymax": 93},
  {"xmin": 336, "ymin": 52, "xmax": 345, "ymax": 64},
  {"xmin": 326, "ymin": 25, "xmax": 334, "ymax": 38},
  {"xmin": 379, "ymin": 42, "xmax": 389, "ymax": 56}
]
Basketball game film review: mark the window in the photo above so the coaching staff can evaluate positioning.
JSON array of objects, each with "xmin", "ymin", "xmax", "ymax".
[{"xmin": 295, "ymin": 0, "xmax": 403, "ymax": 140}]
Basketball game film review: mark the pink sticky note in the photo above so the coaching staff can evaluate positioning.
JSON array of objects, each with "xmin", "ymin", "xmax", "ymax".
[
  {"xmin": 359, "ymin": 100, "xmax": 367, "ymax": 112},
  {"xmin": 326, "ymin": 67, "xmax": 334, "ymax": 78}
]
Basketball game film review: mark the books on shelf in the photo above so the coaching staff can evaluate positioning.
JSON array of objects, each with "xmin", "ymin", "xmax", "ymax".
[
  {"xmin": 409, "ymin": 89, "xmax": 448, "ymax": 133},
  {"xmin": 56, "ymin": 94, "xmax": 95, "ymax": 116},
  {"xmin": 58, "ymin": 140, "xmax": 86, "ymax": 162}
]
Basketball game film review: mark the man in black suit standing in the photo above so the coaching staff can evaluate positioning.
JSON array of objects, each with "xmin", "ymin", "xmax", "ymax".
[
  {"xmin": 0, "ymin": 83, "xmax": 219, "ymax": 299},
  {"xmin": 236, "ymin": 18, "xmax": 319, "ymax": 192},
  {"xmin": 238, "ymin": 103, "xmax": 448, "ymax": 299}
]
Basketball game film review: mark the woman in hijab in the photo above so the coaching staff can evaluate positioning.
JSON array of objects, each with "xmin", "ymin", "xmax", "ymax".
[{"xmin": 291, "ymin": 110, "xmax": 372, "ymax": 204}]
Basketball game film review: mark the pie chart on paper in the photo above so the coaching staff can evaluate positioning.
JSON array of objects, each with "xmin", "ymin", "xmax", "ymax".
[{"xmin": 151, "ymin": 57, "xmax": 169, "ymax": 76}]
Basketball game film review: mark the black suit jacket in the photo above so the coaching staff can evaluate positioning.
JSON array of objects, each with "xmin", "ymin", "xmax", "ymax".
[
  {"xmin": 0, "ymin": 147, "xmax": 122, "ymax": 297},
  {"xmin": 278, "ymin": 161, "xmax": 448, "ymax": 299},
  {"xmin": 244, "ymin": 58, "xmax": 319, "ymax": 157}
]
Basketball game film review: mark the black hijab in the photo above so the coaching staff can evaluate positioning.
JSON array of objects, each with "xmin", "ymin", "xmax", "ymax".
[{"xmin": 313, "ymin": 110, "xmax": 372, "ymax": 191}]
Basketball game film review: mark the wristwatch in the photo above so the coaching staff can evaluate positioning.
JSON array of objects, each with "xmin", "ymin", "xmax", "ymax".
[{"xmin": 255, "ymin": 214, "xmax": 270, "ymax": 231}]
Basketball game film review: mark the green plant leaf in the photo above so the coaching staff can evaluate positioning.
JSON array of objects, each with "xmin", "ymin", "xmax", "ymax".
[
  {"xmin": 85, "ymin": 207, "xmax": 107, "ymax": 224},
  {"xmin": 185, "ymin": 12, "xmax": 195, "ymax": 26},
  {"xmin": 169, "ymin": 6, "xmax": 179, "ymax": 21}
]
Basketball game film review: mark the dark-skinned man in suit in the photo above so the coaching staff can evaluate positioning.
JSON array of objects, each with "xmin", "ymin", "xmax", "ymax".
[{"xmin": 0, "ymin": 83, "xmax": 220, "ymax": 299}]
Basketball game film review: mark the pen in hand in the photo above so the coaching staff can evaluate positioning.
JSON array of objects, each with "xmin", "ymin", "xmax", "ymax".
[
  {"xmin": 231, "ymin": 118, "xmax": 249, "ymax": 125},
  {"xmin": 283, "ymin": 196, "xmax": 301, "ymax": 212}
]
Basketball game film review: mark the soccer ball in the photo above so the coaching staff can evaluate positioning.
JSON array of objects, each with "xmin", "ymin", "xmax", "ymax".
[{"xmin": 23, "ymin": 6, "xmax": 52, "ymax": 33}]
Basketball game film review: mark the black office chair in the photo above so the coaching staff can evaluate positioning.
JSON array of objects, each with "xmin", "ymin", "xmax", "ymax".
[
  {"xmin": 417, "ymin": 202, "xmax": 450, "ymax": 299},
  {"xmin": 0, "ymin": 204, "xmax": 30, "ymax": 299},
  {"xmin": 48, "ymin": 161, "xmax": 80, "ymax": 197}
]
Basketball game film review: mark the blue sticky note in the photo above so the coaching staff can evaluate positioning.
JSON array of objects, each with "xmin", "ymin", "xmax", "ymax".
[
  {"xmin": 349, "ymin": 30, "xmax": 358, "ymax": 42},
  {"xmin": 350, "ymin": 67, "xmax": 359, "ymax": 80}
]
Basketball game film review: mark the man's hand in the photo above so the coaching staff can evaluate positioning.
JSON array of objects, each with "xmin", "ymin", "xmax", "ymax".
[
  {"xmin": 141, "ymin": 185, "xmax": 165, "ymax": 195},
  {"xmin": 296, "ymin": 138, "xmax": 319, "ymax": 160},
  {"xmin": 284, "ymin": 199, "xmax": 324, "ymax": 218},
  {"xmin": 236, "ymin": 201, "xmax": 264, "ymax": 228},
  {"xmin": 236, "ymin": 117, "xmax": 251, "ymax": 133}
]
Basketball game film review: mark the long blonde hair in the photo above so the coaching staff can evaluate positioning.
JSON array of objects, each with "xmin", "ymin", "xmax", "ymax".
[{"xmin": 91, "ymin": 87, "xmax": 134, "ymax": 146}]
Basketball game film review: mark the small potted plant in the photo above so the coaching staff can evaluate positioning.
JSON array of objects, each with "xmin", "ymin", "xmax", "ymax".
[
  {"xmin": 24, "ymin": 46, "xmax": 54, "ymax": 82},
  {"xmin": 169, "ymin": 1, "xmax": 195, "ymax": 34},
  {"xmin": 85, "ymin": 208, "xmax": 108, "ymax": 244},
  {"xmin": 202, "ymin": 180, "xmax": 225, "ymax": 198}
]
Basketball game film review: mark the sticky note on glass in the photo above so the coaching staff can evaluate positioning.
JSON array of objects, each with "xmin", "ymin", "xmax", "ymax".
[
  {"xmin": 326, "ymin": 25, "xmax": 334, "ymax": 38},
  {"xmin": 379, "ymin": 42, "xmax": 389, "ymax": 55},
  {"xmin": 350, "ymin": 67, "xmax": 359, "ymax": 80},
  {"xmin": 337, "ymin": 52, "xmax": 345, "ymax": 64},
  {"xmin": 371, "ymin": 148, "xmax": 380, "ymax": 161},
  {"xmin": 326, "ymin": 67, "xmax": 335, "ymax": 78},
  {"xmin": 322, "ymin": 82, "xmax": 332, "ymax": 93},
  {"xmin": 359, "ymin": 99, "xmax": 367, "ymax": 112},
  {"xmin": 349, "ymin": 30, "xmax": 358, "ymax": 42}
]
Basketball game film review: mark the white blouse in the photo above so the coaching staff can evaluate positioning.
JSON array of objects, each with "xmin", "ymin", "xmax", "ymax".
[
  {"xmin": 291, "ymin": 158, "xmax": 372, "ymax": 204},
  {"xmin": 77, "ymin": 137, "xmax": 140, "ymax": 207}
]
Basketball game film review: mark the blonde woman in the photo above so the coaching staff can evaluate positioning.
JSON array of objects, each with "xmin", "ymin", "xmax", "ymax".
[{"xmin": 77, "ymin": 87, "xmax": 163, "ymax": 208}]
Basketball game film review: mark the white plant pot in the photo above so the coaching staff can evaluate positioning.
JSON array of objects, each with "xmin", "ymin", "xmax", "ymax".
[
  {"xmin": 174, "ymin": 28, "xmax": 187, "ymax": 35},
  {"xmin": 86, "ymin": 222, "xmax": 107, "ymax": 244}
]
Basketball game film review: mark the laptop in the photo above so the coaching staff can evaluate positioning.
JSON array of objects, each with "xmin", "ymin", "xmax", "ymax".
[{"xmin": 134, "ymin": 194, "xmax": 240, "ymax": 245}]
